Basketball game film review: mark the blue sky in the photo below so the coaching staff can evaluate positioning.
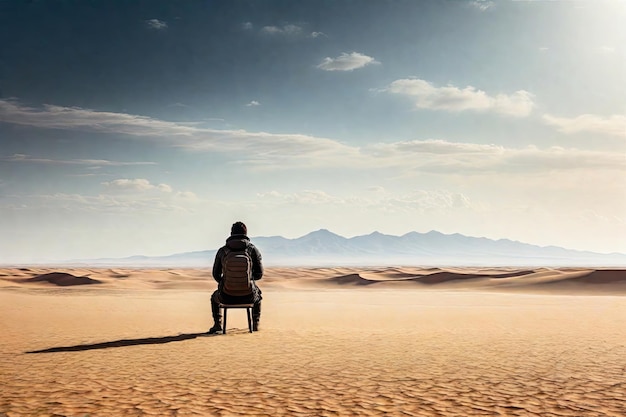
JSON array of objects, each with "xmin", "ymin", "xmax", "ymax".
[{"xmin": 1, "ymin": 0, "xmax": 625, "ymax": 263}]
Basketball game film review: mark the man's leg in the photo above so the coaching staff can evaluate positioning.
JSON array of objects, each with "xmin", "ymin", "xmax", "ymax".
[
  {"xmin": 252, "ymin": 300, "xmax": 261, "ymax": 331},
  {"xmin": 208, "ymin": 290, "xmax": 222, "ymax": 334}
]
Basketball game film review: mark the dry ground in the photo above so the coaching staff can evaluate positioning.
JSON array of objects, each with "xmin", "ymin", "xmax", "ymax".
[{"xmin": 1, "ymin": 267, "xmax": 625, "ymax": 416}]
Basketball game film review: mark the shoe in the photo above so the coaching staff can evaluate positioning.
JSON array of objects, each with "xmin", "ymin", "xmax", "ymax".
[
  {"xmin": 252, "ymin": 320, "xmax": 260, "ymax": 332},
  {"xmin": 207, "ymin": 323, "xmax": 222, "ymax": 334}
]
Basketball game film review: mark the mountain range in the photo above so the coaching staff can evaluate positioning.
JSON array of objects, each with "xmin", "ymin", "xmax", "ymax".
[{"xmin": 76, "ymin": 229, "xmax": 626, "ymax": 267}]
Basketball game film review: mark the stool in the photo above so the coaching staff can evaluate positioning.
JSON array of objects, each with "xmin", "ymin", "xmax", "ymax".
[{"xmin": 219, "ymin": 303, "xmax": 254, "ymax": 334}]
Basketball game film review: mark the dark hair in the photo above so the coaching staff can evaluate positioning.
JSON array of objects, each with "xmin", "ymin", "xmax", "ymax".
[{"xmin": 231, "ymin": 221, "xmax": 247, "ymax": 236}]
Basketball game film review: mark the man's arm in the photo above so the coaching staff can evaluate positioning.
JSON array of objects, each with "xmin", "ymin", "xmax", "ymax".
[
  {"xmin": 212, "ymin": 249, "xmax": 223, "ymax": 282},
  {"xmin": 250, "ymin": 245, "xmax": 264, "ymax": 281}
]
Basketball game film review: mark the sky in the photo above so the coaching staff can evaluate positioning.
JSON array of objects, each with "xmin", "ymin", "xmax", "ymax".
[{"xmin": 0, "ymin": 0, "xmax": 625, "ymax": 263}]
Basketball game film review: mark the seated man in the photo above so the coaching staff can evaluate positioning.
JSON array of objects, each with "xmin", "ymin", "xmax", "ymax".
[{"xmin": 208, "ymin": 221, "xmax": 263, "ymax": 334}]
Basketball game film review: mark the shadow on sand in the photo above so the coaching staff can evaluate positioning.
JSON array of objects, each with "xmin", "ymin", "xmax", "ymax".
[{"xmin": 25, "ymin": 332, "xmax": 223, "ymax": 354}]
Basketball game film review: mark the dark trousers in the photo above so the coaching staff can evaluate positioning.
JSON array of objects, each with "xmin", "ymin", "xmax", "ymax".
[{"xmin": 211, "ymin": 287, "xmax": 261, "ymax": 324}]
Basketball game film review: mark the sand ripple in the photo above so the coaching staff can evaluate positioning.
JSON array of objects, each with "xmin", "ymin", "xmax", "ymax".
[
  {"xmin": 2, "ymin": 332, "xmax": 625, "ymax": 416},
  {"xmin": 2, "ymin": 288, "xmax": 625, "ymax": 416}
]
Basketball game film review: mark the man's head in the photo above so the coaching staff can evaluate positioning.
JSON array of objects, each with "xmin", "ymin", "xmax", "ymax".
[{"xmin": 231, "ymin": 221, "xmax": 248, "ymax": 236}]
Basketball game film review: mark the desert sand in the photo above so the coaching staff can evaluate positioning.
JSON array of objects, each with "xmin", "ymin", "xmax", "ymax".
[{"xmin": 1, "ymin": 266, "xmax": 625, "ymax": 416}]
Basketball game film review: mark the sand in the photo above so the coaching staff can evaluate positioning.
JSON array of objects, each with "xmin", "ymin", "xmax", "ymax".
[{"xmin": 1, "ymin": 267, "xmax": 625, "ymax": 416}]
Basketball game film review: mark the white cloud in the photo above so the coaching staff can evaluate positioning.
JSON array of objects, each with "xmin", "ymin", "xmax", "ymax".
[
  {"xmin": 102, "ymin": 179, "xmax": 172, "ymax": 193},
  {"xmin": 366, "ymin": 139, "xmax": 504, "ymax": 157},
  {"xmin": 500, "ymin": 145, "xmax": 625, "ymax": 172},
  {"xmin": 250, "ymin": 23, "xmax": 326, "ymax": 40},
  {"xmin": 257, "ymin": 24, "xmax": 325, "ymax": 40},
  {"xmin": 257, "ymin": 189, "xmax": 338, "ymax": 205},
  {"xmin": 366, "ymin": 140, "xmax": 624, "ymax": 173},
  {"xmin": 0, "ymin": 99, "xmax": 358, "ymax": 166},
  {"xmin": 392, "ymin": 190, "xmax": 473, "ymax": 210},
  {"xmin": 317, "ymin": 52, "xmax": 379, "ymax": 71},
  {"xmin": 246, "ymin": 100, "xmax": 260, "ymax": 107},
  {"xmin": 470, "ymin": 1, "xmax": 495, "ymax": 11},
  {"xmin": 599, "ymin": 46, "xmax": 615, "ymax": 54},
  {"xmin": 387, "ymin": 78, "xmax": 534, "ymax": 117},
  {"xmin": 256, "ymin": 189, "xmax": 475, "ymax": 212},
  {"xmin": 176, "ymin": 191, "xmax": 198, "ymax": 200},
  {"xmin": 146, "ymin": 19, "xmax": 168, "ymax": 30},
  {"xmin": 543, "ymin": 114, "xmax": 626, "ymax": 138},
  {"xmin": 1, "ymin": 100, "xmax": 621, "ymax": 175},
  {"xmin": 0, "ymin": 99, "xmax": 198, "ymax": 136},
  {"xmin": 157, "ymin": 183, "xmax": 173, "ymax": 193},
  {"xmin": 261, "ymin": 24, "xmax": 302, "ymax": 36},
  {"xmin": 12, "ymin": 192, "xmax": 195, "ymax": 214},
  {"xmin": 2, "ymin": 154, "xmax": 156, "ymax": 166}
]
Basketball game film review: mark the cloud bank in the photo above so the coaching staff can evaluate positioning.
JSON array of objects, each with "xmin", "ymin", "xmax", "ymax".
[
  {"xmin": 3, "ymin": 154, "xmax": 156, "ymax": 166},
  {"xmin": 0, "ymin": 99, "xmax": 358, "ymax": 166},
  {"xmin": 1, "ymin": 100, "xmax": 621, "ymax": 175},
  {"xmin": 387, "ymin": 78, "xmax": 534, "ymax": 117}
]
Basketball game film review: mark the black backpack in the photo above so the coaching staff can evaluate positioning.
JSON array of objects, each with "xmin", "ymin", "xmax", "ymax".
[{"xmin": 222, "ymin": 246, "xmax": 253, "ymax": 296}]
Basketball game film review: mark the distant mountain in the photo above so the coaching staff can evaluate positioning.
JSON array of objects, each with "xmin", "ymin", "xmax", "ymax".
[
  {"xmin": 251, "ymin": 229, "xmax": 626, "ymax": 266},
  {"xmin": 71, "ymin": 229, "xmax": 626, "ymax": 267}
]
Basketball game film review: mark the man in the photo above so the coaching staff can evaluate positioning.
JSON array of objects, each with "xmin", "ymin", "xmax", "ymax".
[{"xmin": 208, "ymin": 221, "xmax": 263, "ymax": 334}]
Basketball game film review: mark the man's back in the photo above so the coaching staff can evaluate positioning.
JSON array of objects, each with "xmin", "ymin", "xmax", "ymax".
[{"xmin": 221, "ymin": 238, "xmax": 253, "ymax": 296}]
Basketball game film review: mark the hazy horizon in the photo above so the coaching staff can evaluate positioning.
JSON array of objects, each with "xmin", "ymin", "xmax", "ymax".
[
  {"xmin": 5, "ymin": 228, "xmax": 624, "ymax": 268},
  {"xmin": 1, "ymin": 0, "xmax": 624, "ymax": 263}
]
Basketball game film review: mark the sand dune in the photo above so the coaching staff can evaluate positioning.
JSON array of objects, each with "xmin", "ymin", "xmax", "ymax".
[
  {"xmin": 360, "ymin": 270, "xmax": 537, "ymax": 285},
  {"xmin": 329, "ymin": 273, "xmax": 379, "ymax": 285},
  {"xmin": 326, "ymin": 268, "xmax": 626, "ymax": 294},
  {"xmin": 1, "ymin": 266, "xmax": 625, "ymax": 415},
  {"xmin": 567, "ymin": 269, "xmax": 626, "ymax": 284},
  {"xmin": 23, "ymin": 271, "xmax": 102, "ymax": 286},
  {"xmin": 2, "ymin": 266, "xmax": 626, "ymax": 294}
]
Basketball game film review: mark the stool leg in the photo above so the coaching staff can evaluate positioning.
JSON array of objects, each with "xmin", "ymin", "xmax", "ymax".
[
  {"xmin": 247, "ymin": 307, "xmax": 253, "ymax": 333},
  {"xmin": 222, "ymin": 307, "xmax": 227, "ymax": 335}
]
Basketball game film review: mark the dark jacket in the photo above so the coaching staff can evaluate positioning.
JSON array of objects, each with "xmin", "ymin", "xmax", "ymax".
[{"xmin": 212, "ymin": 235, "xmax": 263, "ymax": 299}]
